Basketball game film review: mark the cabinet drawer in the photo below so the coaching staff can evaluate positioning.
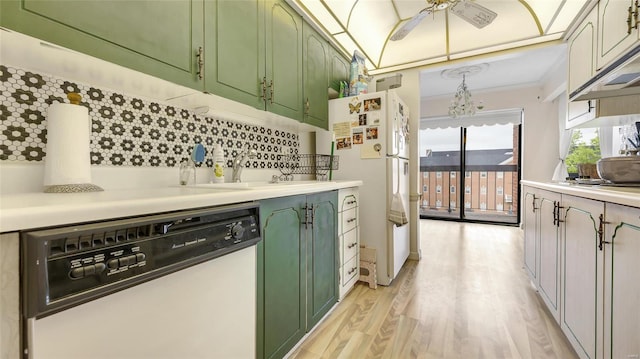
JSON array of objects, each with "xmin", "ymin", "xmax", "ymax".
[
  {"xmin": 342, "ymin": 228, "xmax": 358, "ymax": 262},
  {"xmin": 340, "ymin": 208, "xmax": 358, "ymax": 234},
  {"xmin": 342, "ymin": 255, "xmax": 358, "ymax": 285},
  {"xmin": 339, "ymin": 188, "xmax": 359, "ymax": 212}
]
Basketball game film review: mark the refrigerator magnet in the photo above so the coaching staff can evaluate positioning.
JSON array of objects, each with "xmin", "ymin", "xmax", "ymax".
[
  {"xmin": 364, "ymin": 97, "xmax": 381, "ymax": 111},
  {"xmin": 360, "ymin": 143, "xmax": 382, "ymax": 159},
  {"xmin": 352, "ymin": 128, "xmax": 363, "ymax": 145}
]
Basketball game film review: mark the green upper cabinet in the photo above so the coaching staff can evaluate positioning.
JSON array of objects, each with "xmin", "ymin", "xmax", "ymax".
[
  {"xmin": 265, "ymin": 0, "xmax": 303, "ymax": 121},
  {"xmin": 329, "ymin": 47, "xmax": 350, "ymax": 95},
  {"xmin": 302, "ymin": 22, "xmax": 329, "ymax": 129},
  {"xmin": 204, "ymin": 0, "xmax": 265, "ymax": 110},
  {"xmin": 0, "ymin": 0, "xmax": 204, "ymax": 90},
  {"xmin": 205, "ymin": 0, "xmax": 303, "ymax": 121}
]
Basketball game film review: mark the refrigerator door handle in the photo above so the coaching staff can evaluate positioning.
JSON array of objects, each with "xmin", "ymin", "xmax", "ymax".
[{"xmin": 387, "ymin": 130, "xmax": 399, "ymax": 157}]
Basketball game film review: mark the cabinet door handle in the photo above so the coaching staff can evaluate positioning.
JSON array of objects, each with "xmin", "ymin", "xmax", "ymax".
[
  {"xmin": 636, "ymin": 0, "xmax": 640, "ymax": 30},
  {"xmin": 347, "ymin": 218, "xmax": 357, "ymax": 223},
  {"xmin": 347, "ymin": 267, "xmax": 357, "ymax": 275},
  {"xmin": 260, "ymin": 77, "xmax": 267, "ymax": 103},
  {"xmin": 302, "ymin": 204, "xmax": 314, "ymax": 229},
  {"xmin": 347, "ymin": 242, "xmax": 357, "ymax": 249},
  {"xmin": 598, "ymin": 213, "xmax": 611, "ymax": 251},
  {"xmin": 532, "ymin": 194, "xmax": 538, "ymax": 213},
  {"xmin": 268, "ymin": 80, "xmax": 274, "ymax": 104},
  {"xmin": 196, "ymin": 47, "xmax": 204, "ymax": 80},
  {"xmin": 346, "ymin": 200, "xmax": 356, "ymax": 205},
  {"xmin": 628, "ymin": 3, "xmax": 639, "ymax": 34},
  {"xmin": 305, "ymin": 98, "xmax": 310, "ymax": 114},
  {"xmin": 553, "ymin": 201, "xmax": 564, "ymax": 227}
]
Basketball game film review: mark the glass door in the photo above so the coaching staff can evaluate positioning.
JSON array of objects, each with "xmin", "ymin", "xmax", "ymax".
[
  {"xmin": 463, "ymin": 124, "xmax": 519, "ymax": 224},
  {"xmin": 419, "ymin": 127, "xmax": 461, "ymax": 219},
  {"xmin": 420, "ymin": 123, "xmax": 520, "ymax": 224}
]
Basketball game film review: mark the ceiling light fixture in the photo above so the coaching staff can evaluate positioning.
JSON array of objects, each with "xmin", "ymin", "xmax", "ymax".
[
  {"xmin": 448, "ymin": 73, "xmax": 475, "ymax": 118},
  {"xmin": 442, "ymin": 64, "xmax": 488, "ymax": 118}
]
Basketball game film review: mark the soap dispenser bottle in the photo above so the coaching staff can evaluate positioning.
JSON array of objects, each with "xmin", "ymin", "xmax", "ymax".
[{"xmin": 212, "ymin": 144, "xmax": 225, "ymax": 183}]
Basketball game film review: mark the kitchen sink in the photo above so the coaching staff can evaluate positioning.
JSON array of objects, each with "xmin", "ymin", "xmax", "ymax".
[{"xmin": 189, "ymin": 180, "xmax": 335, "ymax": 190}]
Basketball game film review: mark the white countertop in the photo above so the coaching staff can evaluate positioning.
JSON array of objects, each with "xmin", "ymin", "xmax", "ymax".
[
  {"xmin": 521, "ymin": 180, "xmax": 640, "ymax": 207},
  {"xmin": 0, "ymin": 180, "xmax": 362, "ymax": 232}
]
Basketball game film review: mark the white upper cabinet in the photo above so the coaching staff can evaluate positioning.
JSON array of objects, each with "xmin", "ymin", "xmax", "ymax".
[
  {"xmin": 597, "ymin": 0, "xmax": 640, "ymax": 70},
  {"xmin": 568, "ymin": 5, "xmax": 598, "ymax": 96}
]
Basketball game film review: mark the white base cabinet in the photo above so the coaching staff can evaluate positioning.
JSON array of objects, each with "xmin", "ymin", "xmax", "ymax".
[
  {"xmin": 603, "ymin": 203, "xmax": 640, "ymax": 359},
  {"xmin": 337, "ymin": 187, "xmax": 359, "ymax": 300},
  {"xmin": 523, "ymin": 187, "xmax": 562, "ymax": 322},
  {"xmin": 522, "ymin": 185, "xmax": 640, "ymax": 359},
  {"xmin": 561, "ymin": 195, "xmax": 604, "ymax": 359}
]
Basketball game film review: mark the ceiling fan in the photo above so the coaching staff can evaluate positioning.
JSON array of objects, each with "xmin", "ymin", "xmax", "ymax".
[{"xmin": 390, "ymin": 0, "xmax": 497, "ymax": 41}]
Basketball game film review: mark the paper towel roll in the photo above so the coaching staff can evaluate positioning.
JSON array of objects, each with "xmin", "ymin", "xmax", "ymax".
[{"xmin": 43, "ymin": 102, "xmax": 93, "ymax": 186}]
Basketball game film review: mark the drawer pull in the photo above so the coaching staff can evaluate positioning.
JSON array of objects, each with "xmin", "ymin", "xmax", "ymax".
[
  {"xmin": 348, "ymin": 267, "xmax": 357, "ymax": 275},
  {"xmin": 347, "ymin": 218, "xmax": 357, "ymax": 223},
  {"xmin": 347, "ymin": 242, "xmax": 357, "ymax": 249},
  {"xmin": 347, "ymin": 200, "xmax": 356, "ymax": 205}
]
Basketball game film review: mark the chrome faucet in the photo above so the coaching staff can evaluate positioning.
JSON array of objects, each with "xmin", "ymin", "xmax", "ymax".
[{"xmin": 232, "ymin": 148, "xmax": 257, "ymax": 182}]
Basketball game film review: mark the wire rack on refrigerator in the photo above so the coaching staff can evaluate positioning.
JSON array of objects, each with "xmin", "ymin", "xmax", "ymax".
[{"xmin": 278, "ymin": 154, "xmax": 339, "ymax": 180}]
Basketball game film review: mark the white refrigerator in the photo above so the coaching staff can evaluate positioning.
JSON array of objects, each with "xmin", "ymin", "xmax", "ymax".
[{"xmin": 317, "ymin": 90, "xmax": 410, "ymax": 286}]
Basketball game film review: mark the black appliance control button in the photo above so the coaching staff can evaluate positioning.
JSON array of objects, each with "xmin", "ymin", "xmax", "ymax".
[
  {"xmin": 70, "ymin": 267, "xmax": 84, "ymax": 279},
  {"xmin": 83, "ymin": 265, "xmax": 95, "ymax": 276},
  {"xmin": 231, "ymin": 224, "xmax": 245, "ymax": 240},
  {"xmin": 119, "ymin": 257, "xmax": 130, "ymax": 266},
  {"xmin": 94, "ymin": 262, "xmax": 106, "ymax": 274},
  {"xmin": 136, "ymin": 253, "xmax": 146, "ymax": 262},
  {"xmin": 107, "ymin": 259, "xmax": 119, "ymax": 269}
]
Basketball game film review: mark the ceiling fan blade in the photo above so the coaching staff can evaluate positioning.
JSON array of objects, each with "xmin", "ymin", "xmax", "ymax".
[
  {"xmin": 390, "ymin": 9, "xmax": 431, "ymax": 41},
  {"xmin": 450, "ymin": 1, "xmax": 497, "ymax": 29}
]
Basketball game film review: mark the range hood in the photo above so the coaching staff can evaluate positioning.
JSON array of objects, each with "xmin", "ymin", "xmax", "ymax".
[{"xmin": 572, "ymin": 44, "xmax": 640, "ymax": 101}]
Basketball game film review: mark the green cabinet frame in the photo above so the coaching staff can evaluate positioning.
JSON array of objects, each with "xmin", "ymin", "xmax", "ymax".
[
  {"xmin": 205, "ymin": 0, "xmax": 303, "ymax": 121},
  {"xmin": 257, "ymin": 191, "xmax": 338, "ymax": 359},
  {"xmin": 0, "ymin": 0, "xmax": 204, "ymax": 90},
  {"xmin": 302, "ymin": 21, "xmax": 329, "ymax": 129}
]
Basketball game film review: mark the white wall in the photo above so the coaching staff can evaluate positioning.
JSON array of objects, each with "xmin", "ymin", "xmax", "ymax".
[{"xmin": 421, "ymin": 85, "xmax": 561, "ymax": 182}]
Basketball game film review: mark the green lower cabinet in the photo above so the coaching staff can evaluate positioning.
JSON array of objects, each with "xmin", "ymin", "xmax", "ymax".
[
  {"xmin": 258, "ymin": 191, "xmax": 338, "ymax": 359},
  {"xmin": 0, "ymin": 0, "xmax": 204, "ymax": 90},
  {"xmin": 306, "ymin": 191, "xmax": 338, "ymax": 328}
]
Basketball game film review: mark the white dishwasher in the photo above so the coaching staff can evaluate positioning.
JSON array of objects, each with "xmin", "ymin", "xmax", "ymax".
[{"xmin": 21, "ymin": 202, "xmax": 260, "ymax": 359}]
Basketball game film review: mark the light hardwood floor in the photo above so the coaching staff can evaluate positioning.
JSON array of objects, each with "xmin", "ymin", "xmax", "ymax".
[{"xmin": 288, "ymin": 220, "xmax": 578, "ymax": 359}]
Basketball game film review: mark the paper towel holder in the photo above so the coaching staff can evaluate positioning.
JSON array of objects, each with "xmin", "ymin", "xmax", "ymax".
[{"xmin": 43, "ymin": 93, "xmax": 104, "ymax": 193}]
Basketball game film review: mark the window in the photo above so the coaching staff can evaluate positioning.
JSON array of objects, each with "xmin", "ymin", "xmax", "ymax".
[
  {"xmin": 436, "ymin": 185, "xmax": 442, "ymax": 193},
  {"xmin": 565, "ymin": 128, "xmax": 601, "ymax": 176},
  {"xmin": 423, "ymin": 185, "xmax": 428, "ymax": 192},
  {"xmin": 419, "ymin": 111, "xmax": 521, "ymax": 224}
]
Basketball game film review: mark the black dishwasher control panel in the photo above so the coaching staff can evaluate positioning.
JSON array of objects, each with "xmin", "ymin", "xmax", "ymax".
[{"xmin": 22, "ymin": 202, "xmax": 261, "ymax": 318}]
